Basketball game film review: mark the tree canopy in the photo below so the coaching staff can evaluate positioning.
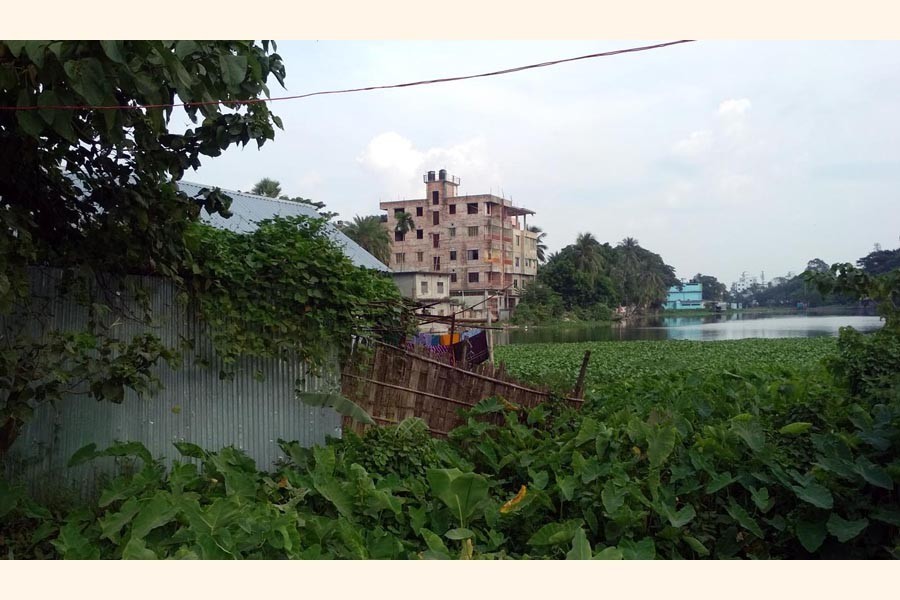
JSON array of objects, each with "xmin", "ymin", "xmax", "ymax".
[
  {"xmin": 340, "ymin": 215, "xmax": 392, "ymax": 264},
  {"xmin": 515, "ymin": 233, "xmax": 678, "ymax": 322},
  {"xmin": 0, "ymin": 40, "xmax": 292, "ymax": 308},
  {"xmin": 690, "ymin": 274, "xmax": 727, "ymax": 301}
]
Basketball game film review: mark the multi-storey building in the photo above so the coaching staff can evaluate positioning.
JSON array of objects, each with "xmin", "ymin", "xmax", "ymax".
[{"xmin": 380, "ymin": 169, "xmax": 539, "ymax": 321}]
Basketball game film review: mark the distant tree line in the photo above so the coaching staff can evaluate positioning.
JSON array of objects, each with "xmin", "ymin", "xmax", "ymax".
[{"xmin": 737, "ymin": 245, "xmax": 900, "ymax": 308}]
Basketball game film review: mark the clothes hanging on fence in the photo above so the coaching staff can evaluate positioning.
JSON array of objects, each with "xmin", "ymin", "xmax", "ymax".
[
  {"xmin": 466, "ymin": 331, "xmax": 490, "ymax": 365},
  {"xmin": 461, "ymin": 328, "xmax": 481, "ymax": 340},
  {"xmin": 451, "ymin": 331, "xmax": 489, "ymax": 367}
]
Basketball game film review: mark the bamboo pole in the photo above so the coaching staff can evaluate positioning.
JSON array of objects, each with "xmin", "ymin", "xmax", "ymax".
[{"xmin": 573, "ymin": 350, "xmax": 591, "ymax": 400}]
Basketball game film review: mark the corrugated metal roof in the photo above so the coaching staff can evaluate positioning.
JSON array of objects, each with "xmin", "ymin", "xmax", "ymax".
[{"xmin": 178, "ymin": 181, "xmax": 390, "ymax": 272}]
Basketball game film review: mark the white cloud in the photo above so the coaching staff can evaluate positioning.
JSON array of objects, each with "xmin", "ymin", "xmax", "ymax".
[
  {"xmin": 717, "ymin": 98, "xmax": 752, "ymax": 118},
  {"xmin": 357, "ymin": 132, "xmax": 502, "ymax": 198},
  {"xmin": 672, "ymin": 130, "xmax": 713, "ymax": 159}
]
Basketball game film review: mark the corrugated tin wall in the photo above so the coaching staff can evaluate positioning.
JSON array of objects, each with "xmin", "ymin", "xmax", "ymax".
[{"xmin": 2, "ymin": 268, "xmax": 342, "ymax": 497}]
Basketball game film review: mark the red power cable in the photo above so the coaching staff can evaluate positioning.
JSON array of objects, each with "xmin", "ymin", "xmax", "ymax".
[{"xmin": 0, "ymin": 40, "xmax": 694, "ymax": 112}]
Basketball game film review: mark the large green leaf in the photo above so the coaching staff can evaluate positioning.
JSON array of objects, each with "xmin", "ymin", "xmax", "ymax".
[
  {"xmin": 601, "ymin": 482, "xmax": 626, "ymax": 515},
  {"xmin": 557, "ymin": 474, "xmax": 577, "ymax": 501},
  {"xmin": 826, "ymin": 514, "xmax": 868, "ymax": 542},
  {"xmin": 419, "ymin": 527, "xmax": 451, "ymax": 559},
  {"xmin": 566, "ymin": 527, "xmax": 592, "ymax": 559},
  {"xmin": 618, "ymin": 537, "xmax": 656, "ymax": 559},
  {"xmin": 528, "ymin": 520, "xmax": 582, "ymax": 546},
  {"xmin": 122, "ymin": 537, "xmax": 158, "ymax": 560},
  {"xmin": 663, "ymin": 504, "xmax": 696, "ymax": 528},
  {"xmin": 779, "ymin": 422, "xmax": 812, "ymax": 435},
  {"xmin": 594, "ymin": 546, "xmax": 624, "ymax": 560},
  {"xmin": 683, "ymin": 535, "xmax": 710, "ymax": 557},
  {"xmin": 62, "ymin": 58, "xmax": 110, "ymax": 107},
  {"xmin": 219, "ymin": 54, "xmax": 249, "ymax": 88},
  {"xmin": 314, "ymin": 479, "xmax": 355, "ymax": 518},
  {"xmin": 444, "ymin": 528, "xmax": 475, "ymax": 541},
  {"xmin": 298, "ymin": 391, "xmax": 375, "ymax": 425},
  {"xmin": 646, "ymin": 426, "xmax": 677, "ymax": 468},
  {"xmin": 426, "ymin": 468, "xmax": 489, "ymax": 527},
  {"xmin": 792, "ymin": 481, "xmax": 834, "ymax": 509},
  {"xmin": 854, "ymin": 457, "xmax": 893, "ymax": 490},
  {"xmin": 130, "ymin": 492, "xmax": 179, "ymax": 540},
  {"xmin": 726, "ymin": 499, "xmax": 763, "ymax": 538},
  {"xmin": 796, "ymin": 519, "xmax": 827, "ymax": 553},
  {"xmin": 98, "ymin": 497, "xmax": 142, "ymax": 543},
  {"xmin": 705, "ymin": 471, "xmax": 736, "ymax": 494},
  {"xmin": 731, "ymin": 417, "xmax": 765, "ymax": 453}
]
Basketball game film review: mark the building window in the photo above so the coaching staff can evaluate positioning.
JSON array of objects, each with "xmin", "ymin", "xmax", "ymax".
[
  {"xmin": 416, "ymin": 206, "xmax": 423, "ymax": 217},
  {"xmin": 395, "ymin": 252, "xmax": 405, "ymax": 264},
  {"xmin": 394, "ymin": 231, "xmax": 404, "ymax": 242},
  {"xmin": 416, "ymin": 229, "xmax": 423, "ymax": 239},
  {"xmin": 437, "ymin": 281, "xmax": 445, "ymax": 294},
  {"xmin": 420, "ymin": 281, "xmax": 429, "ymax": 294},
  {"xmin": 416, "ymin": 251, "xmax": 424, "ymax": 262},
  {"xmin": 448, "ymin": 227, "xmax": 456, "ymax": 238},
  {"xmin": 450, "ymin": 250, "xmax": 457, "ymax": 261},
  {"xmin": 449, "ymin": 204, "xmax": 456, "ymax": 214},
  {"xmin": 432, "ymin": 191, "xmax": 439, "ymax": 204},
  {"xmin": 467, "ymin": 249, "xmax": 479, "ymax": 261},
  {"xmin": 468, "ymin": 272, "xmax": 479, "ymax": 283},
  {"xmin": 467, "ymin": 203, "xmax": 478, "ymax": 214},
  {"xmin": 516, "ymin": 235, "xmax": 520, "ymax": 247},
  {"xmin": 486, "ymin": 203, "xmax": 493, "ymax": 215},
  {"xmin": 468, "ymin": 226, "xmax": 479, "ymax": 237},
  {"xmin": 433, "ymin": 234, "xmax": 440, "ymax": 248},
  {"xmin": 450, "ymin": 273, "xmax": 458, "ymax": 283},
  {"xmin": 432, "ymin": 211, "xmax": 439, "ymax": 226},
  {"xmin": 513, "ymin": 279, "xmax": 518, "ymax": 288},
  {"xmin": 433, "ymin": 256, "xmax": 440, "ymax": 270},
  {"xmin": 394, "ymin": 208, "xmax": 404, "ymax": 216},
  {"xmin": 515, "ymin": 256, "xmax": 520, "ymax": 267}
]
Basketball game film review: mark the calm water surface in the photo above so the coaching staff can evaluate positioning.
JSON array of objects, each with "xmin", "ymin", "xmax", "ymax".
[{"xmin": 496, "ymin": 312, "xmax": 885, "ymax": 345}]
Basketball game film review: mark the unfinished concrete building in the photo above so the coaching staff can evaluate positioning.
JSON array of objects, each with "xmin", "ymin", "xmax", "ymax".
[{"xmin": 380, "ymin": 169, "xmax": 539, "ymax": 322}]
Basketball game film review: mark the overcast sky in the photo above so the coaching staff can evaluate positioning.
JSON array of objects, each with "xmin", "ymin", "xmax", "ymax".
[{"xmin": 188, "ymin": 40, "xmax": 900, "ymax": 285}]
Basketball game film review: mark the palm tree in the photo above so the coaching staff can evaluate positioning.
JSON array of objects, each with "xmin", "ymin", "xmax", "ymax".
[
  {"xmin": 527, "ymin": 225, "xmax": 548, "ymax": 263},
  {"xmin": 251, "ymin": 178, "xmax": 282, "ymax": 198},
  {"xmin": 572, "ymin": 232, "xmax": 603, "ymax": 276},
  {"xmin": 395, "ymin": 211, "xmax": 415, "ymax": 235},
  {"xmin": 619, "ymin": 237, "xmax": 640, "ymax": 250},
  {"xmin": 341, "ymin": 215, "xmax": 391, "ymax": 264}
]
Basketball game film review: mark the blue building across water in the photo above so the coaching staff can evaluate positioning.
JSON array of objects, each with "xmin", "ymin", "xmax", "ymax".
[{"xmin": 665, "ymin": 282, "xmax": 704, "ymax": 310}]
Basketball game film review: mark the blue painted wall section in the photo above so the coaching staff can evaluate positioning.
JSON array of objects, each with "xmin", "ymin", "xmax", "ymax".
[{"xmin": 665, "ymin": 282, "xmax": 704, "ymax": 309}]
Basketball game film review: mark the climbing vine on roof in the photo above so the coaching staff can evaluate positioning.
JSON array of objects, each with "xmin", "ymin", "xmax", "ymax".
[{"xmin": 186, "ymin": 215, "xmax": 413, "ymax": 369}]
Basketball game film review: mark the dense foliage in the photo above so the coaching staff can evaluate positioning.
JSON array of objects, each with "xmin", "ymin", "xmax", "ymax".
[
  {"xmin": 0, "ymin": 41, "xmax": 411, "ymax": 456},
  {"xmin": 0, "ymin": 40, "xmax": 285, "ymax": 453},
  {"xmin": 3, "ymin": 331, "xmax": 897, "ymax": 559},
  {"xmin": 186, "ymin": 215, "xmax": 411, "ymax": 368},
  {"xmin": 514, "ymin": 235, "xmax": 678, "ymax": 324}
]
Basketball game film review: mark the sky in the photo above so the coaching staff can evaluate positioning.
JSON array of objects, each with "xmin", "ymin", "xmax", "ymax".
[{"xmin": 188, "ymin": 41, "xmax": 900, "ymax": 285}]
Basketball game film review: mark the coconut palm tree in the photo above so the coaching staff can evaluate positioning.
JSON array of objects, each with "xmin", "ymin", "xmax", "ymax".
[
  {"xmin": 527, "ymin": 225, "xmax": 548, "ymax": 263},
  {"xmin": 395, "ymin": 211, "xmax": 415, "ymax": 235},
  {"xmin": 251, "ymin": 178, "xmax": 282, "ymax": 198},
  {"xmin": 572, "ymin": 232, "xmax": 603, "ymax": 276},
  {"xmin": 341, "ymin": 215, "xmax": 392, "ymax": 264}
]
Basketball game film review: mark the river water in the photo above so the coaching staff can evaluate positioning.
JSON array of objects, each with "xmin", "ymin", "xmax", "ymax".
[{"xmin": 495, "ymin": 311, "xmax": 885, "ymax": 345}]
